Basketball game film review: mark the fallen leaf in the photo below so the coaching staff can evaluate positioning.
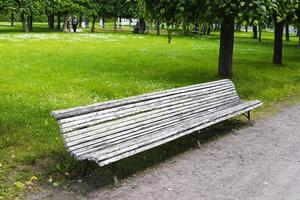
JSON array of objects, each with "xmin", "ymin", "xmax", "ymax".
[
  {"xmin": 14, "ymin": 181, "xmax": 24, "ymax": 189},
  {"xmin": 48, "ymin": 177, "xmax": 53, "ymax": 183},
  {"xmin": 30, "ymin": 176, "xmax": 38, "ymax": 181},
  {"xmin": 53, "ymin": 182, "xmax": 60, "ymax": 187},
  {"xmin": 25, "ymin": 181, "xmax": 33, "ymax": 186}
]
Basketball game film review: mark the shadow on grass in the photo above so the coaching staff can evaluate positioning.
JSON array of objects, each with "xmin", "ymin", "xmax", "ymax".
[
  {"xmin": 41, "ymin": 117, "xmax": 249, "ymax": 195},
  {"xmin": 0, "ymin": 24, "xmax": 56, "ymax": 33}
]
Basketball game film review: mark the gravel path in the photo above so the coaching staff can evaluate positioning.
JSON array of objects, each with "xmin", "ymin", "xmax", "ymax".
[{"xmin": 30, "ymin": 103, "xmax": 300, "ymax": 200}]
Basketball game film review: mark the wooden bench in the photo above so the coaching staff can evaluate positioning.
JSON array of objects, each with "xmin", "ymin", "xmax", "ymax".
[{"xmin": 51, "ymin": 79, "xmax": 262, "ymax": 186}]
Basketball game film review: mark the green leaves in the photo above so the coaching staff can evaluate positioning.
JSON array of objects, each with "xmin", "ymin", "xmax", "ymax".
[{"xmin": 14, "ymin": 181, "xmax": 24, "ymax": 190}]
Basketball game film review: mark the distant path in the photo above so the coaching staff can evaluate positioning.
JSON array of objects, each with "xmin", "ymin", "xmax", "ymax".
[{"xmin": 31, "ymin": 104, "xmax": 300, "ymax": 200}]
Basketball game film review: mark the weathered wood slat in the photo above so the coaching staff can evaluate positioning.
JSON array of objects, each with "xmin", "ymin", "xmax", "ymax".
[
  {"xmin": 59, "ymin": 83, "xmax": 234, "ymax": 126},
  {"xmin": 52, "ymin": 79, "xmax": 232, "ymax": 120},
  {"xmin": 63, "ymin": 90, "xmax": 238, "ymax": 140},
  {"xmin": 71, "ymin": 100, "xmax": 240, "ymax": 158},
  {"xmin": 59, "ymin": 85, "xmax": 236, "ymax": 132},
  {"xmin": 61, "ymin": 91, "xmax": 237, "ymax": 133},
  {"xmin": 68, "ymin": 98, "xmax": 237, "ymax": 155},
  {"xmin": 92, "ymin": 100, "xmax": 261, "ymax": 159},
  {"xmin": 60, "ymin": 89, "xmax": 238, "ymax": 134},
  {"xmin": 92, "ymin": 101, "xmax": 263, "ymax": 166},
  {"xmin": 65, "ymin": 93, "xmax": 238, "ymax": 145},
  {"xmin": 97, "ymin": 102, "xmax": 262, "ymax": 166},
  {"xmin": 65, "ymin": 98, "xmax": 239, "ymax": 148}
]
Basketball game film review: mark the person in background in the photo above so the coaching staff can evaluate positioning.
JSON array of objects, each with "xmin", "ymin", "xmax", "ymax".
[
  {"xmin": 72, "ymin": 16, "xmax": 78, "ymax": 32},
  {"xmin": 85, "ymin": 17, "xmax": 89, "ymax": 28}
]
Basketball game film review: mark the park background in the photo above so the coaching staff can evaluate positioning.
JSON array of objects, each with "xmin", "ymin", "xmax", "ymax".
[{"xmin": 0, "ymin": 0, "xmax": 300, "ymax": 199}]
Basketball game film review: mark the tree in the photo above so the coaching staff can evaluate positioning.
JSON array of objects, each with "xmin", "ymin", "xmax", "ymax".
[
  {"xmin": 207, "ymin": 1, "xmax": 269, "ymax": 78},
  {"xmin": 270, "ymin": 0, "xmax": 298, "ymax": 65},
  {"xmin": 145, "ymin": 0, "xmax": 185, "ymax": 43},
  {"xmin": 237, "ymin": 1, "xmax": 270, "ymax": 41},
  {"xmin": 14, "ymin": 0, "xmax": 44, "ymax": 32},
  {"xmin": 294, "ymin": 0, "xmax": 300, "ymax": 47},
  {"xmin": 45, "ymin": 0, "xmax": 57, "ymax": 30},
  {"xmin": 0, "ymin": 0, "xmax": 16, "ymax": 26},
  {"xmin": 179, "ymin": 0, "xmax": 205, "ymax": 35}
]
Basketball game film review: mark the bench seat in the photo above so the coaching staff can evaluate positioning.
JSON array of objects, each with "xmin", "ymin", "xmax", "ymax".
[{"xmin": 52, "ymin": 79, "xmax": 262, "ymax": 168}]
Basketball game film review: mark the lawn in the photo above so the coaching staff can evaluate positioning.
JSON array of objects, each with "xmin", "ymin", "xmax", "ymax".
[{"xmin": 0, "ymin": 23, "xmax": 300, "ymax": 199}]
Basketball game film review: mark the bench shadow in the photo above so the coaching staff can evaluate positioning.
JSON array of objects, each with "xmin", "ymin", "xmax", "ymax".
[{"xmin": 49, "ymin": 117, "xmax": 249, "ymax": 195}]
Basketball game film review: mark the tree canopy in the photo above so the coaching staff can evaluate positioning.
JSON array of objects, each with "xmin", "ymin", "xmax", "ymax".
[{"xmin": 0, "ymin": 0, "xmax": 299, "ymax": 78}]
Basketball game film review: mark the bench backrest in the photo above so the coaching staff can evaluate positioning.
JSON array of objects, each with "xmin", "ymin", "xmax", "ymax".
[{"xmin": 52, "ymin": 79, "xmax": 241, "ymax": 161}]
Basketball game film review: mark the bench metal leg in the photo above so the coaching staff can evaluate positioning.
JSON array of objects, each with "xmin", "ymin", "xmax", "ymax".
[
  {"xmin": 243, "ymin": 111, "xmax": 253, "ymax": 126},
  {"xmin": 193, "ymin": 133, "xmax": 202, "ymax": 149},
  {"xmin": 110, "ymin": 163, "xmax": 120, "ymax": 187}
]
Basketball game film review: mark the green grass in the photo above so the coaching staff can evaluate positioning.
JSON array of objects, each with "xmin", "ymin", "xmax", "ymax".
[{"xmin": 0, "ymin": 23, "xmax": 300, "ymax": 199}]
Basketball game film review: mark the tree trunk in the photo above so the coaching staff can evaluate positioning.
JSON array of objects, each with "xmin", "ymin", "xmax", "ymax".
[
  {"xmin": 215, "ymin": 23, "xmax": 219, "ymax": 31},
  {"xmin": 218, "ymin": 16, "xmax": 235, "ymax": 79},
  {"xmin": 11, "ymin": 12, "xmax": 14, "ymax": 26},
  {"xmin": 119, "ymin": 17, "xmax": 122, "ymax": 29},
  {"xmin": 62, "ymin": 14, "xmax": 68, "ymax": 32},
  {"xmin": 207, "ymin": 25, "xmax": 211, "ymax": 35},
  {"xmin": 202, "ymin": 25, "xmax": 207, "ymax": 34},
  {"xmin": 91, "ymin": 16, "xmax": 96, "ymax": 32},
  {"xmin": 102, "ymin": 17, "xmax": 105, "ymax": 28},
  {"xmin": 258, "ymin": 26, "xmax": 262, "ymax": 42},
  {"xmin": 182, "ymin": 14, "xmax": 188, "ymax": 35},
  {"xmin": 114, "ymin": 16, "xmax": 117, "ymax": 32},
  {"xmin": 285, "ymin": 25, "xmax": 289, "ymax": 42},
  {"xmin": 167, "ymin": 29, "xmax": 172, "ymax": 44},
  {"xmin": 273, "ymin": 20, "xmax": 283, "ymax": 65},
  {"xmin": 245, "ymin": 26, "xmax": 248, "ymax": 32},
  {"xmin": 57, "ymin": 13, "xmax": 61, "ymax": 31},
  {"xmin": 156, "ymin": 18, "xmax": 160, "ymax": 35},
  {"xmin": 25, "ymin": 15, "xmax": 32, "ymax": 32},
  {"xmin": 253, "ymin": 26, "xmax": 258, "ymax": 39},
  {"xmin": 297, "ymin": 26, "xmax": 300, "ymax": 37},
  {"xmin": 79, "ymin": 15, "xmax": 82, "ymax": 27},
  {"xmin": 21, "ymin": 13, "xmax": 32, "ymax": 32},
  {"xmin": 29, "ymin": 16, "xmax": 33, "ymax": 31},
  {"xmin": 21, "ymin": 13, "xmax": 29, "ymax": 32},
  {"xmin": 139, "ymin": 19, "xmax": 144, "ymax": 34},
  {"xmin": 48, "ymin": 14, "xmax": 55, "ymax": 29}
]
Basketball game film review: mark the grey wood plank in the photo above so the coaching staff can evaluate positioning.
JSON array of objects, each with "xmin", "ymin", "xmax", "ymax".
[
  {"xmin": 64, "ymin": 97, "xmax": 239, "ymax": 146},
  {"xmin": 59, "ymin": 84, "xmax": 234, "ymax": 125},
  {"xmin": 84, "ymin": 100, "xmax": 262, "ymax": 160},
  {"xmin": 60, "ymin": 89, "xmax": 238, "ymax": 133},
  {"xmin": 93, "ymin": 101, "xmax": 263, "ymax": 166},
  {"xmin": 60, "ymin": 87, "xmax": 235, "ymax": 131},
  {"xmin": 52, "ymin": 79, "xmax": 232, "ymax": 119},
  {"xmin": 62, "ymin": 90, "xmax": 238, "ymax": 140},
  {"xmin": 66, "ymin": 96, "xmax": 240, "ymax": 152},
  {"xmin": 71, "ymin": 100, "xmax": 241, "ymax": 157}
]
